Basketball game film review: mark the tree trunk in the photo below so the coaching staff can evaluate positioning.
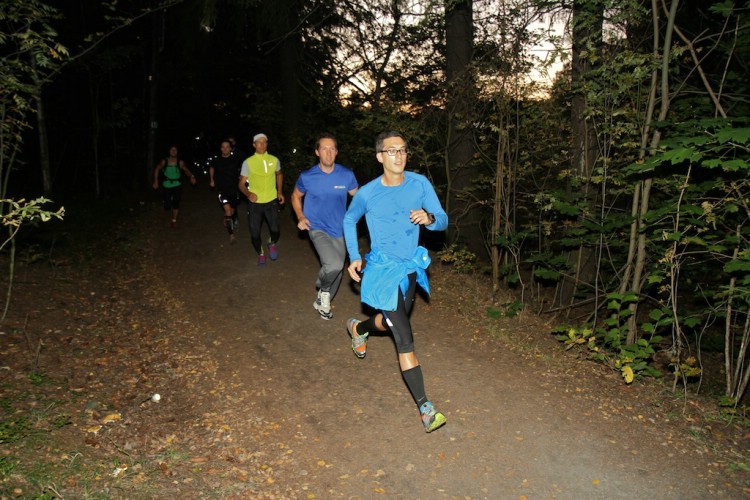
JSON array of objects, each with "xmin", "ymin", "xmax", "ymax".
[
  {"xmin": 560, "ymin": 0, "xmax": 604, "ymax": 306},
  {"xmin": 146, "ymin": 7, "xmax": 164, "ymax": 188},
  {"xmin": 30, "ymin": 55, "xmax": 52, "ymax": 197},
  {"xmin": 88, "ymin": 69, "xmax": 101, "ymax": 199},
  {"xmin": 570, "ymin": 0, "xmax": 602, "ymax": 183},
  {"xmin": 624, "ymin": 0, "xmax": 680, "ymax": 344},
  {"xmin": 445, "ymin": 0, "xmax": 482, "ymax": 257},
  {"xmin": 273, "ymin": 0, "xmax": 304, "ymax": 150}
]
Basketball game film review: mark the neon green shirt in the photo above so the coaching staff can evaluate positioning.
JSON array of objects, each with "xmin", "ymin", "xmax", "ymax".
[{"xmin": 241, "ymin": 153, "xmax": 281, "ymax": 203}]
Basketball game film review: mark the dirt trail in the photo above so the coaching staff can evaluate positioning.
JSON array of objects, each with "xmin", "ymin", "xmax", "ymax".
[{"xmin": 143, "ymin": 186, "xmax": 745, "ymax": 499}]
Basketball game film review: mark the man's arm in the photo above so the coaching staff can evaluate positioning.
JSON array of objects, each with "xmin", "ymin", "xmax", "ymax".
[
  {"xmin": 239, "ymin": 175, "xmax": 256, "ymax": 202},
  {"xmin": 422, "ymin": 180, "xmax": 447, "ymax": 230},
  {"xmin": 344, "ymin": 196, "xmax": 364, "ymax": 282},
  {"xmin": 179, "ymin": 160, "xmax": 197, "ymax": 185},
  {"xmin": 291, "ymin": 186, "xmax": 309, "ymax": 230},
  {"xmin": 275, "ymin": 170, "xmax": 285, "ymax": 204}
]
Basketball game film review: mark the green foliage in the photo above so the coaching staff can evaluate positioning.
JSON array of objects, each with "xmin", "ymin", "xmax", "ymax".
[
  {"xmin": 0, "ymin": 197, "xmax": 64, "ymax": 225},
  {"xmin": 486, "ymin": 300, "xmax": 524, "ymax": 319},
  {"xmin": 627, "ymin": 118, "xmax": 749, "ymax": 394},
  {"xmin": 552, "ymin": 292, "xmax": 667, "ymax": 384},
  {"xmin": 0, "ymin": 455, "xmax": 19, "ymax": 478},
  {"xmin": 437, "ymin": 244, "xmax": 477, "ymax": 273},
  {"xmin": 0, "ymin": 1, "xmax": 68, "ymax": 197},
  {"xmin": 28, "ymin": 372, "xmax": 50, "ymax": 386},
  {"xmin": 0, "ymin": 415, "xmax": 32, "ymax": 444},
  {"xmin": 526, "ymin": 251, "xmax": 569, "ymax": 283}
]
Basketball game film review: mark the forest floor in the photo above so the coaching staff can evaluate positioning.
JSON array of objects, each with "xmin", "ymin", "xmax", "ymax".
[{"xmin": 1, "ymin": 186, "xmax": 749, "ymax": 499}]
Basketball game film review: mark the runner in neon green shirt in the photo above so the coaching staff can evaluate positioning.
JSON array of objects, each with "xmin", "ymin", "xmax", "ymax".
[{"xmin": 239, "ymin": 133, "xmax": 284, "ymax": 266}]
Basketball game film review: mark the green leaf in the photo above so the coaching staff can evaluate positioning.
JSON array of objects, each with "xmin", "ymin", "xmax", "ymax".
[
  {"xmin": 662, "ymin": 147, "xmax": 701, "ymax": 164},
  {"xmin": 716, "ymin": 127, "xmax": 750, "ymax": 145},
  {"xmin": 552, "ymin": 201, "xmax": 580, "ymax": 216},
  {"xmin": 717, "ymin": 159, "xmax": 748, "ymax": 172},
  {"xmin": 649, "ymin": 309, "xmax": 664, "ymax": 321}
]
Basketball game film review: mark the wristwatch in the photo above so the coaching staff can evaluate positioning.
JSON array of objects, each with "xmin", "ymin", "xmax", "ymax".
[{"xmin": 426, "ymin": 212, "xmax": 436, "ymax": 225}]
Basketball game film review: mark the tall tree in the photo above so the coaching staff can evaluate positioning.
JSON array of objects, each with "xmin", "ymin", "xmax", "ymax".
[
  {"xmin": 445, "ymin": 0, "xmax": 481, "ymax": 256},
  {"xmin": 558, "ymin": 0, "xmax": 604, "ymax": 305},
  {"xmin": 267, "ymin": 0, "xmax": 304, "ymax": 148}
]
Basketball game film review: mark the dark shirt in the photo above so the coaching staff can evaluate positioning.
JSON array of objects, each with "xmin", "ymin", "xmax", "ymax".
[{"xmin": 213, "ymin": 154, "xmax": 242, "ymax": 190}]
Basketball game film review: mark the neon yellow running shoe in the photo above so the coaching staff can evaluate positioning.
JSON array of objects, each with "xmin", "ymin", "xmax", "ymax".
[{"xmin": 420, "ymin": 401, "xmax": 446, "ymax": 433}]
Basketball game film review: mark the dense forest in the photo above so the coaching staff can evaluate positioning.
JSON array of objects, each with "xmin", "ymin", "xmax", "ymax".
[{"xmin": 3, "ymin": 0, "xmax": 750, "ymax": 406}]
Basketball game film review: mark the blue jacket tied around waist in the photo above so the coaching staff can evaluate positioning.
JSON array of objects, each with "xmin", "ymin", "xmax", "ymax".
[{"xmin": 361, "ymin": 246, "xmax": 431, "ymax": 312}]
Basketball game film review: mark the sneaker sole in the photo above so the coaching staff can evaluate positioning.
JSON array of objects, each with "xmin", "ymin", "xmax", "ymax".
[
  {"xmin": 313, "ymin": 301, "xmax": 332, "ymax": 319},
  {"xmin": 425, "ymin": 412, "xmax": 446, "ymax": 433}
]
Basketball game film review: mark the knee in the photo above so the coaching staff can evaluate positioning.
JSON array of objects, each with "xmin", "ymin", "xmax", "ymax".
[
  {"xmin": 321, "ymin": 261, "xmax": 344, "ymax": 275},
  {"xmin": 398, "ymin": 351, "xmax": 418, "ymax": 369}
]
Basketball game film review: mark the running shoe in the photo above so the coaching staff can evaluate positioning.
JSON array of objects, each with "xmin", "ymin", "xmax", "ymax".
[
  {"xmin": 258, "ymin": 254, "xmax": 266, "ymax": 266},
  {"xmin": 347, "ymin": 318, "xmax": 368, "ymax": 358},
  {"xmin": 420, "ymin": 401, "xmax": 446, "ymax": 433},
  {"xmin": 313, "ymin": 290, "xmax": 332, "ymax": 320},
  {"xmin": 268, "ymin": 240, "xmax": 279, "ymax": 260}
]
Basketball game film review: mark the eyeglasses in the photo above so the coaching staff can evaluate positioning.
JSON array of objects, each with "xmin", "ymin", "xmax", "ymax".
[{"xmin": 380, "ymin": 147, "xmax": 409, "ymax": 157}]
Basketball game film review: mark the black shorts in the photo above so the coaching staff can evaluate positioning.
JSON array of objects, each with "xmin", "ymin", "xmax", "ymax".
[
  {"xmin": 217, "ymin": 187, "xmax": 240, "ymax": 208},
  {"xmin": 382, "ymin": 273, "xmax": 417, "ymax": 353},
  {"xmin": 162, "ymin": 185, "xmax": 183, "ymax": 210}
]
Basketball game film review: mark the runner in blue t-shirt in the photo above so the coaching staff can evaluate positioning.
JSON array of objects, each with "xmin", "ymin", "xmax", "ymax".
[
  {"xmin": 291, "ymin": 133, "xmax": 358, "ymax": 320},
  {"xmin": 343, "ymin": 130, "xmax": 448, "ymax": 433}
]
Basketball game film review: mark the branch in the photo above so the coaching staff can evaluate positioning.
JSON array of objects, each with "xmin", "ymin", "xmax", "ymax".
[
  {"xmin": 661, "ymin": 0, "xmax": 728, "ymax": 118},
  {"xmin": 40, "ymin": 0, "xmax": 186, "ymax": 86}
]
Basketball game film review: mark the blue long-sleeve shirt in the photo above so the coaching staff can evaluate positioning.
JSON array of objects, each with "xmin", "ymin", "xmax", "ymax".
[{"xmin": 343, "ymin": 171, "xmax": 448, "ymax": 311}]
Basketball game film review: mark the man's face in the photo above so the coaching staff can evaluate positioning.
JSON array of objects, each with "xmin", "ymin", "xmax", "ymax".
[
  {"xmin": 376, "ymin": 137, "xmax": 408, "ymax": 176},
  {"xmin": 254, "ymin": 138, "xmax": 268, "ymax": 154},
  {"xmin": 220, "ymin": 142, "xmax": 231, "ymax": 156},
  {"xmin": 169, "ymin": 146, "xmax": 178, "ymax": 157},
  {"xmin": 315, "ymin": 138, "xmax": 337, "ymax": 169}
]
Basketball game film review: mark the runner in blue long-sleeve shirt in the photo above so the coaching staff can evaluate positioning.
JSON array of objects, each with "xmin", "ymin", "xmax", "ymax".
[{"xmin": 343, "ymin": 130, "xmax": 448, "ymax": 433}]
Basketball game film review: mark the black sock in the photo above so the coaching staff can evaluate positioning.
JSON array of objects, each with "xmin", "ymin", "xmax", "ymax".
[
  {"xmin": 359, "ymin": 316, "xmax": 385, "ymax": 335},
  {"xmin": 224, "ymin": 216, "xmax": 234, "ymax": 234},
  {"xmin": 402, "ymin": 366, "xmax": 427, "ymax": 408}
]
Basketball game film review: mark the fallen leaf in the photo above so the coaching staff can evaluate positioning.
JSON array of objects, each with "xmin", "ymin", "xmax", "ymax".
[
  {"xmin": 101, "ymin": 413, "xmax": 121, "ymax": 423},
  {"xmin": 622, "ymin": 365, "xmax": 634, "ymax": 384}
]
